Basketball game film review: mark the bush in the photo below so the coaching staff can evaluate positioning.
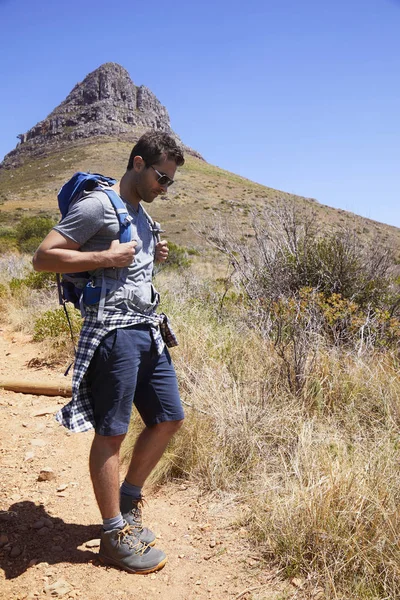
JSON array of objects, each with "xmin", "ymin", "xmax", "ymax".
[
  {"xmin": 160, "ymin": 241, "xmax": 192, "ymax": 270},
  {"xmin": 33, "ymin": 306, "xmax": 82, "ymax": 342},
  {"xmin": 205, "ymin": 200, "xmax": 400, "ymax": 351},
  {"xmin": 16, "ymin": 216, "xmax": 56, "ymax": 253}
]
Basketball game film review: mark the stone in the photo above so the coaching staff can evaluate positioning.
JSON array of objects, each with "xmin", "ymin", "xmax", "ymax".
[
  {"xmin": 43, "ymin": 579, "xmax": 72, "ymax": 596},
  {"xmin": 37, "ymin": 527, "xmax": 50, "ymax": 536},
  {"xmin": 38, "ymin": 468, "xmax": 56, "ymax": 482},
  {"xmin": 56, "ymin": 484, "xmax": 68, "ymax": 492},
  {"xmin": 0, "ymin": 533, "xmax": 9, "ymax": 547},
  {"xmin": 33, "ymin": 520, "xmax": 45, "ymax": 530},
  {"xmin": 43, "ymin": 518, "xmax": 54, "ymax": 529},
  {"xmin": 10, "ymin": 545, "xmax": 22, "ymax": 558},
  {"xmin": 31, "ymin": 439, "xmax": 47, "ymax": 447},
  {"xmin": 28, "ymin": 559, "xmax": 38, "ymax": 567},
  {"xmin": 25, "ymin": 451, "xmax": 35, "ymax": 461},
  {"xmin": 85, "ymin": 539, "xmax": 100, "ymax": 548},
  {"xmin": 33, "ymin": 407, "xmax": 58, "ymax": 417}
]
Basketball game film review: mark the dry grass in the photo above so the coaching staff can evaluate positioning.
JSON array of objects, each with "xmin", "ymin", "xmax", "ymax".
[
  {"xmin": 123, "ymin": 269, "xmax": 400, "ymax": 599},
  {"xmin": 2, "ymin": 254, "xmax": 400, "ymax": 598}
]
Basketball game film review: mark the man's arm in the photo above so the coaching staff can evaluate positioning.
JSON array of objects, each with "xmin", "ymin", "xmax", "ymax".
[{"xmin": 33, "ymin": 230, "xmax": 137, "ymax": 273}]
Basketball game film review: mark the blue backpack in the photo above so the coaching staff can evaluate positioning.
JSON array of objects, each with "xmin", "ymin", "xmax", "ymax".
[{"xmin": 56, "ymin": 172, "xmax": 134, "ymax": 313}]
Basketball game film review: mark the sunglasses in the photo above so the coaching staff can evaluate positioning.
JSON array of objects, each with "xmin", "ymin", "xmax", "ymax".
[{"xmin": 150, "ymin": 165, "xmax": 174, "ymax": 188}]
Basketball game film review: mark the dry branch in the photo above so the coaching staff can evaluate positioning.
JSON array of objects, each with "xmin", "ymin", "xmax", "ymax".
[{"xmin": 0, "ymin": 380, "xmax": 72, "ymax": 397}]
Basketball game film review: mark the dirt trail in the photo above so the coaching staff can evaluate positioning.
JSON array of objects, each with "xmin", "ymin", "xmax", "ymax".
[{"xmin": 0, "ymin": 327, "xmax": 288, "ymax": 600}]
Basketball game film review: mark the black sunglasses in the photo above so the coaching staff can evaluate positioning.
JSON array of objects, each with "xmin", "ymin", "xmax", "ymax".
[{"xmin": 150, "ymin": 165, "xmax": 174, "ymax": 188}]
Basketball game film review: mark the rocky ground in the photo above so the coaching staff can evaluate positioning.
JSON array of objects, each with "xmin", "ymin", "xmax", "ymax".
[{"xmin": 0, "ymin": 326, "xmax": 297, "ymax": 600}]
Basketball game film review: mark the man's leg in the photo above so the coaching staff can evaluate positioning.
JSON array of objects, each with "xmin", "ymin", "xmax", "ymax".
[
  {"xmin": 125, "ymin": 420, "xmax": 184, "ymax": 487},
  {"xmin": 89, "ymin": 432, "xmax": 125, "ymax": 518}
]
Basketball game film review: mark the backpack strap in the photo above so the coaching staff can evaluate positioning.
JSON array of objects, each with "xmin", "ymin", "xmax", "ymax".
[
  {"xmin": 102, "ymin": 189, "xmax": 133, "ymax": 244},
  {"xmin": 140, "ymin": 204, "xmax": 163, "ymax": 250}
]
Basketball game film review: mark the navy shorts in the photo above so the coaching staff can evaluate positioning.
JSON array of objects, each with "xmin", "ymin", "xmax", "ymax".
[{"xmin": 86, "ymin": 325, "xmax": 184, "ymax": 436}]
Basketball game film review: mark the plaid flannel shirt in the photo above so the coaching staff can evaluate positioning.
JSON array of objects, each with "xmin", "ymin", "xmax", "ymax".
[{"xmin": 55, "ymin": 309, "xmax": 177, "ymax": 433}]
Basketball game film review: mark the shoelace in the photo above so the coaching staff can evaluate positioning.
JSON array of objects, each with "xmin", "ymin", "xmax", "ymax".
[{"xmin": 117, "ymin": 524, "xmax": 148, "ymax": 556}]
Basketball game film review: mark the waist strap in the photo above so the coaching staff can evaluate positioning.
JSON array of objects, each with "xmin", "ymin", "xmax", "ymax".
[{"xmin": 82, "ymin": 276, "xmax": 159, "ymax": 320}]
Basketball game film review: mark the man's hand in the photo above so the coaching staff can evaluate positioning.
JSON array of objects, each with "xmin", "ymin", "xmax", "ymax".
[
  {"xmin": 107, "ymin": 239, "xmax": 137, "ymax": 267},
  {"xmin": 155, "ymin": 240, "xmax": 169, "ymax": 263}
]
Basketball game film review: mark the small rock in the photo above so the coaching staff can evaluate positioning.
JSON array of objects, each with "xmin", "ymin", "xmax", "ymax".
[
  {"xmin": 44, "ymin": 578, "xmax": 72, "ymax": 596},
  {"xmin": 209, "ymin": 540, "xmax": 216, "ymax": 548},
  {"xmin": 51, "ymin": 545, "xmax": 63, "ymax": 552},
  {"xmin": 33, "ymin": 407, "xmax": 58, "ymax": 417},
  {"xmin": 150, "ymin": 573, "xmax": 156, "ymax": 580},
  {"xmin": 56, "ymin": 484, "xmax": 68, "ymax": 492},
  {"xmin": 25, "ymin": 451, "xmax": 35, "ymax": 462},
  {"xmin": 10, "ymin": 545, "xmax": 22, "ymax": 558},
  {"xmin": 85, "ymin": 539, "xmax": 100, "ymax": 548},
  {"xmin": 291, "ymin": 577, "xmax": 305, "ymax": 588},
  {"xmin": 0, "ymin": 511, "xmax": 16, "ymax": 521},
  {"xmin": 37, "ymin": 527, "xmax": 50, "ymax": 536},
  {"xmin": 43, "ymin": 518, "xmax": 54, "ymax": 529},
  {"xmin": 178, "ymin": 554, "xmax": 185, "ymax": 559},
  {"xmin": 33, "ymin": 519, "xmax": 45, "ymax": 530},
  {"xmin": 31, "ymin": 438, "xmax": 47, "ymax": 447},
  {"xmin": 45, "ymin": 569, "xmax": 56, "ymax": 577},
  {"xmin": 10, "ymin": 493, "xmax": 21, "ymax": 501},
  {"xmin": 0, "ymin": 534, "xmax": 9, "ymax": 547},
  {"xmin": 199, "ymin": 523, "xmax": 211, "ymax": 531},
  {"xmin": 28, "ymin": 559, "xmax": 38, "ymax": 567},
  {"xmin": 38, "ymin": 468, "xmax": 56, "ymax": 482},
  {"xmin": 195, "ymin": 580, "xmax": 201, "ymax": 585}
]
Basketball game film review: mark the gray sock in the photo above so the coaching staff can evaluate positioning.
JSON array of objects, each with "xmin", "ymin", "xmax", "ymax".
[
  {"xmin": 120, "ymin": 479, "xmax": 142, "ymax": 500},
  {"xmin": 103, "ymin": 513, "xmax": 124, "ymax": 531}
]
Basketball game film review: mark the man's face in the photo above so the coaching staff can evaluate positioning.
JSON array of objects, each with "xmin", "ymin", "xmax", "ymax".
[{"xmin": 135, "ymin": 155, "xmax": 177, "ymax": 204}]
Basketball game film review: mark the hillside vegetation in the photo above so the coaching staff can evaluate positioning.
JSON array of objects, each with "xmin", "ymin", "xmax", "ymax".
[
  {"xmin": 0, "ymin": 191, "xmax": 399, "ymax": 598},
  {"xmin": 1, "ymin": 139, "xmax": 399, "ymax": 255}
]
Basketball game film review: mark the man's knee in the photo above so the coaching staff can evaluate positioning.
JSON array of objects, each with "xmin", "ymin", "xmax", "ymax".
[
  {"xmin": 151, "ymin": 419, "xmax": 184, "ymax": 435},
  {"xmin": 92, "ymin": 432, "xmax": 126, "ymax": 453}
]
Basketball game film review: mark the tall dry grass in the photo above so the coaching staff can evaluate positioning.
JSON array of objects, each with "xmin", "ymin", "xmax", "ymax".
[
  {"xmin": 2, "ymin": 253, "xmax": 400, "ymax": 598},
  {"xmin": 123, "ymin": 269, "xmax": 400, "ymax": 599}
]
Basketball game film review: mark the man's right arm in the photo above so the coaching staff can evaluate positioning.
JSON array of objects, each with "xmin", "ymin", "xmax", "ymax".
[{"xmin": 32, "ymin": 230, "xmax": 137, "ymax": 273}]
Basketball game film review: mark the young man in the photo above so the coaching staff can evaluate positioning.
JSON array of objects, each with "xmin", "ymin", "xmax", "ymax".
[{"xmin": 33, "ymin": 131, "xmax": 185, "ymax": 574}]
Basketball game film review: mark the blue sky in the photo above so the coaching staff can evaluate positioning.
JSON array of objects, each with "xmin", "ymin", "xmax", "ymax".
[{"xmin": 1, "ymin": 0, "xmax": 399, "ymax": 228}]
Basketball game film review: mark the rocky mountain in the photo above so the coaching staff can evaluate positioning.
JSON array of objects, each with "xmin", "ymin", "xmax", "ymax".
[{"xmin": 1, "ymin": 63, "xmax": 201, "ymax": 169}]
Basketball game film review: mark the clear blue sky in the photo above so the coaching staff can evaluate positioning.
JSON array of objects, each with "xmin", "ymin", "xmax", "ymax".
[{"xmin": 1, "ymin": 0, "xmax": 399, "ymax": 228}]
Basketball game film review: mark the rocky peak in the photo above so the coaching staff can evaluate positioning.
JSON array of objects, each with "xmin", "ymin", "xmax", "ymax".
[{"xmin": 1, "ymin": 63, "xmax": 200, "ymax": 168}]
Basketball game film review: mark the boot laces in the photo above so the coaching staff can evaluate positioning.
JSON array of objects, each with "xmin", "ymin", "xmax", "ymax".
[{"xmin": 117, "ymin": 523, "xmax": 148, "ymax": 556}]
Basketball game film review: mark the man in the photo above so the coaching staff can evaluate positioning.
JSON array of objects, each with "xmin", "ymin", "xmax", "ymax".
[{"xmin": 33, "ymin": 131, "xmax": 185, "ymax": 574}]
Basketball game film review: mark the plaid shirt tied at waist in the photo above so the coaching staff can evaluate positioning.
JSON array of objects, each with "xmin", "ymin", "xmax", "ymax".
[{"xmin": 56, "ymin": 310, "xmax": 178, "ymax": 433}]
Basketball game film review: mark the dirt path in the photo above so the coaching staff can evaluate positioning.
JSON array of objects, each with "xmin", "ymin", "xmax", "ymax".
[{"xmin": 0, "ymin": 327, "xmax": 289, "ymax": 600}]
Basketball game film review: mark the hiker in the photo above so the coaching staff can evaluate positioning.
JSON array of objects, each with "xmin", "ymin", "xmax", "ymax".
[{"xmin": 32, "ymin": 131, "xmax": 185, "ymax": 574}]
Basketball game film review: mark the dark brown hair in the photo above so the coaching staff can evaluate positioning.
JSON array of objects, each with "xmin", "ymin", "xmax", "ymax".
[{"xmin": 127, "ymin": 131, "xmax": 185, "ymax": 170}]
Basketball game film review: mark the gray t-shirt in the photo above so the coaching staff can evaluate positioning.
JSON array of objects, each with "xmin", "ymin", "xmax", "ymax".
[{"xmin": 54, "ymin": 190, "xmax": 156, "ymax": 310}]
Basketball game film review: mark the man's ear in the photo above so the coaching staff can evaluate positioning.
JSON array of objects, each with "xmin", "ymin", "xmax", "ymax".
[{"xmin": 133, "ymin": 155, "xmax": 145, "ymax": 172}]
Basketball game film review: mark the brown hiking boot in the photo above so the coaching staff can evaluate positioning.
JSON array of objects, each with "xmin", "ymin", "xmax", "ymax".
[{"xmin": 99, "ymin": 522, "xmax": 166, "ymax": 574}]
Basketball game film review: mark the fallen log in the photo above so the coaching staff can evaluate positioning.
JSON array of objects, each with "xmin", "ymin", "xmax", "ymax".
[{"xmin": 0, "ymin": 380, "xmax": 72, "ymax": 397}]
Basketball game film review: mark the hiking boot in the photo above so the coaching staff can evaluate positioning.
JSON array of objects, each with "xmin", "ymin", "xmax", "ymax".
[
  {"xmin": 99, "ymin": 522, "xmax": 166, "ymax": 574},
  {"xmin": 120, "ymin": 494, "xmax": 156, "ymax": 546}
]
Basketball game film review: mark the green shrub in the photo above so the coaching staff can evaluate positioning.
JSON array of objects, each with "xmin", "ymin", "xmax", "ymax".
[
  {"xmin": 24, "ymin": 270, "xmax": 56, "ymax": 290},
  {"xmin": 33, "ymin": 307, "xmax": 82, "ymax": 341},
  {"xmin": 164, "ymin": 242, "xmax": 191, "ymax": 269},
  {"xmin": 16, "ymin": 216, "xmax": 56, "ymax": 253}
]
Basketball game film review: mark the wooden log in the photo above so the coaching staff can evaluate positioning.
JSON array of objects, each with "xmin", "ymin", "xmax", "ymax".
[{"xmin": 0, "ymin": 380, "xmax": 72, "ymax": 397}]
